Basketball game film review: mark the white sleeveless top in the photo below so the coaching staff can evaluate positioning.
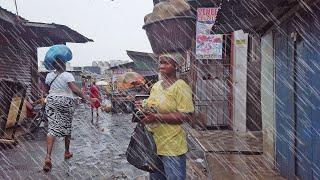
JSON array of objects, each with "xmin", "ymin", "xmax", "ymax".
[{"xmin": 45, "ymin": 71, "xmax": 75, "ymax": 98}]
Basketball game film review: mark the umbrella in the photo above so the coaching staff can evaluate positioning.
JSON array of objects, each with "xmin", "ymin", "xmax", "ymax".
[
  {"xmin": 116, "ymin": 72, "xmax": 145, "ymax": 90},
  {"xmin": 96, "ymin": 81, "xmax": 109, "ymax": 86},
  {"xmin": 44, "ymin": 44, "xmax": 72, "ymax": 70}
]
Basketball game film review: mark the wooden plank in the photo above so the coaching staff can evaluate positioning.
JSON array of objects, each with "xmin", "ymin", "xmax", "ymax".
[
  {"xmin": 0, "ymin": 138, "xmax": 16, "ymax": 144},
  {"xmin": 206, "ymin": 153, "xmax": 285, "ymax": 180},
  {"xmin": 187, "ymin": 129, "xmax": 263, "ymax": 153},
  {"xmin": 308, "ymin": 13, "xmax": 320, "ymax": 178},
  {"xmin": 274, "ymin": 21, "xmax": 296, "ymax": 179}
]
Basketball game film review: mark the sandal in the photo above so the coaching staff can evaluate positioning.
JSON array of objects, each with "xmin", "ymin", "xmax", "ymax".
[
  {"xmin": 64, "ymin": 152, "xmax": 73, "ymax": 159},
  {"xmin": 43, "ymin": 158, "xmax": 52, "ymax": 172}
]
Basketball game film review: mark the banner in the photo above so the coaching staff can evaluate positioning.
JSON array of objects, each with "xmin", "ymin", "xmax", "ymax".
[
  {"xmin": 196, "ymin": 7, "xmax": 222, "ymax": 59},
  {"xmin": 197, "ymin": 8, "xmax": 219, "ymax": 22}
]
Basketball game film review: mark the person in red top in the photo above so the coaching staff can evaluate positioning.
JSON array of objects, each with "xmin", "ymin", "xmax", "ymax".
[{"xmin": 90, "ymin": 81, "xmax": 101, "ymax": 123}]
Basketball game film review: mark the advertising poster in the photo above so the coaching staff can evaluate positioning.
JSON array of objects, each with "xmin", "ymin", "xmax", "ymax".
[{"xmin": 196, "ymin": 8, "xmax": 222, "ymax": 59}]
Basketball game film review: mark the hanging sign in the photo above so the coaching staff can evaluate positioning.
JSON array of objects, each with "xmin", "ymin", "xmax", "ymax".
[
  {"xmin": 196, "ymin": 7, "xmax": 222, "ymax": 59},
  {"xmin": 197, "ymin": 8, "xmax": 219, "ymax": 22}
]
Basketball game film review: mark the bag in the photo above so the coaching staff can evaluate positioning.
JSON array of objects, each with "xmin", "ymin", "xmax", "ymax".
[
  {"xmin": 48, "ymin": 73, "xmax": 60, "ymax": 90},
  {"xmin": 126, "ymin": 123, "xmax": 162, "ymax": 172},
  {"xmin": 132, "ymin": 108, "xmax": 145, "ymax": 123},
  {"xmin": 132, "ymin": 94, "xmax": 149, "ymax": 123}
]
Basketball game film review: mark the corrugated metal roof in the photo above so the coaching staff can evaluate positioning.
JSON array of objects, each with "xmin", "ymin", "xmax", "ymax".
[
  {"xmin": 26, "ymin": 23, "xmax": 93, "ymax": 44},
  {"xmin": 109, "ymin": 62, "xmax": 135, "ymax": 70},
  {"xmin": 187, "ymin": 0, "xmax": 299, "ymax": 34},
  {"xmin": 0, "ymin": 6, "xmax": 93, "ymax": 45},
  {"xmin": 0, "ymin": 6, "xmax": 27, "ymax": 24},
  {"xmin": 126, "ymin": 50, "xmax": 159, "ymax": 72},
  {"xmin": 188, "ymin": 0, "xmax": 221, "ymax": 8},
  {"xmin": 214, "ymin": 0, "xmax": 297, "ymax": 34}
]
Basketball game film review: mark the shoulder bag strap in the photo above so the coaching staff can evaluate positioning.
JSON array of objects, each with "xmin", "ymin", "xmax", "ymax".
[{"xmin": 49, "ymin": 73, "xmax": 60, "ymax": 89}]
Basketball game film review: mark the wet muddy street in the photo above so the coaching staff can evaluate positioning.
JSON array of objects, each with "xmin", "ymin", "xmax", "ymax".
[{"xmin": 0, "ymin": 105, "xmax": 148, "ymax": 179}]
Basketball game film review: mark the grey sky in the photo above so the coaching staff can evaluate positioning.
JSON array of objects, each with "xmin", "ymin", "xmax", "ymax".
[{"xmin": 0, "ymin": 0, "xmax": 153, "ymax": 66}]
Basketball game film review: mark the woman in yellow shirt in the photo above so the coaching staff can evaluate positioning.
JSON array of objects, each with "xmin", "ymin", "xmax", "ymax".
[{"xmin": 142, "ymin": 52, "xmax": 194, "ymax": 180}]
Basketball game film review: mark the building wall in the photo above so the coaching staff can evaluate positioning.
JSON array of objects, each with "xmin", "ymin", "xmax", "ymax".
[
  {"xmin": 273, "ymin": 21, "xmax": 296, "ymax": 179},
  {"xmin": 83, "ymin": 66, "xmax": 101, "ymax": 74},
  {"xmin": 0, "ymin": 44, "xmax": 37, "ymax": 132},
  {"xmin": 260, "ymin": 32, "xmax": 275, "ymax": 166},
  {"xmin": 0, "ymin": 45, "xmax": 33, "ymax": 95},
  {"xmin": 246, "ymin": 35, "xmax": 262, "ymax": 131},
  {"xmin": 274, "ymin": 6, "xmax": 320, "ymax": 178},
  {"xmin": 232, "ymin": 30, "xmax": 248, "ymax": 132}
]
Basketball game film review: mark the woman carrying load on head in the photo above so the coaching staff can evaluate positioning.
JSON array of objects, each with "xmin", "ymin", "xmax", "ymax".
[
  {"xmin": 42, "ymin": 45, "xmax": 91, "ymax": 172},
  {"xmin": 141, "ymin": 52, "xmax": 194, "ymax": 180}
]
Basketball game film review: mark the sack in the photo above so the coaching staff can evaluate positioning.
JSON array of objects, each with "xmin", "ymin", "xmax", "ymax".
[{"xmin": 126, "ymin": 123, "xmax": 162, "ymax": 172}]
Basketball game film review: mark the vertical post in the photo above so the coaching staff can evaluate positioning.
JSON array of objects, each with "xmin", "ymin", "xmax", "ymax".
[
  {"xmin": 12, "ymin": 86, "xmax": 26, "ymax": 140},
  {"xmin": 292, "ymin": 31, "xmax": 298, "ymax": 178},
  {"xmin": 229, "ymin": 33, "xmax": 234, "ymax": 129}
]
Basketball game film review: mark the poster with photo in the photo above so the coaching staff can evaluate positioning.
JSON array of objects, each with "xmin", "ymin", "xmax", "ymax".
[{"xmin": 196, "ymin": 8, "xmax": 222, "ymax": 59}]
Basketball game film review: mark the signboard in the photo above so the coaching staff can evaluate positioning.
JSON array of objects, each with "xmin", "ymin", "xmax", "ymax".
[
  {"xmin": 196, "ymin": 7, "xmax": 222, "ymax": 59},
  {"xmin": 197, "ymin": 8, "xmax": 219, "ymax": 22}
]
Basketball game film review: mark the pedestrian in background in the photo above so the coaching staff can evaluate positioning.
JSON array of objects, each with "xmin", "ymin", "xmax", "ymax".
[
  {"xmin": 43, "ymin": 57, "xmax": 90, "ymax": 172},
  {"xmin": 141, "ymin": 52, "xmax": 194, "ymax": 180},
  {"xmin": 90, "ymin": 81, "xmax": 101, "ymax": 123}
]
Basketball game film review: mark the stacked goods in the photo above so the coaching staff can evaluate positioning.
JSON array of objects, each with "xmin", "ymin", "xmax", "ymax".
[
  {"xmin": 144, "ymin": 0, "xmax": 191, "ymax": 24},
  {"xmin": 143, "ymin": 0, "xmax": 196, "ymax": 54}
]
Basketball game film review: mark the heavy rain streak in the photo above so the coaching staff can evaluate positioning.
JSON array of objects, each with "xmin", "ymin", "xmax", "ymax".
[{"xmin": 0, "ymin": 0, "xmax": 319, "ymax": 179}]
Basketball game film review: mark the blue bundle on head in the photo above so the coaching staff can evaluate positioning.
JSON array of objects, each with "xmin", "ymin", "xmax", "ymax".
[{"xmin": 44, "ymin": 44, "xmax": 72, "ymax": 70}]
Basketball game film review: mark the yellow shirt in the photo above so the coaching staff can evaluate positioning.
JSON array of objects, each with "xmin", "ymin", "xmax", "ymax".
[{"xmin": 146, "ymin": 79, "xmax": 194, "ymax": 156}]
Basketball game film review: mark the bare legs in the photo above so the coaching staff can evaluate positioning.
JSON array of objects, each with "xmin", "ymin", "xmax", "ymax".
[
  {"xmin": 91, "ymin": 108, "xmax": 94, "ymax": 123},
  {"xmin": 45, "ymin": 135, "xmax": 55, "ymax": 161},
  {"xmin": 43, "ymin": 135, "xmax": 55, "ymax": 171},
  {"xmin": 91, "ymin": 108, "xmax": 99, "ymax": 124},
  {"xmin": 65, "ymin": 135, "xmax": 71, "ymax": 153},
  {"xmin": 43, "ymin": 135, "xmax": 72, "ymax": 171},
  {"xmin": 64, "ymin": 135, "xmax": 73, "ymax": 159},
  {"xmin": 45, "ymin": 135, "xmax": 72, "ymax": 157}
]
